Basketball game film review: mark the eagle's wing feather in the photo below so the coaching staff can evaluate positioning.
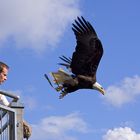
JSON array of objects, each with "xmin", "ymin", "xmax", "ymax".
[{"xmin": 70, "ymin": 16, "xmax": 103, "ymax": 76}]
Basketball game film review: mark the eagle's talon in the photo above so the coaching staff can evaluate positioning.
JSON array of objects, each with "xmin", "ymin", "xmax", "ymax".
[
  {"xmin": 59, "ymin": 92, "xmax": 68, "ymax": 99},
  {"xmin": 59, "ymin": 95, "xmax": 63, "ymax": 99}
]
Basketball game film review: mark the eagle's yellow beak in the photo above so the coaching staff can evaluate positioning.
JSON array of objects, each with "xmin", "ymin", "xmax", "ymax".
[
  {"xmin": 98, "ymin": 87, "xmax": 105, "ymax": 95},
  {"xmin": 93, "ymin": 82, "xmax": 105, "ymax": 95}
]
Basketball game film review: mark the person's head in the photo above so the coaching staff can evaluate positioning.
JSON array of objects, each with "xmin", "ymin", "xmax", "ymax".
[{"xmin": 0, "ymin": 61, "xmax": 9, "ymax": 84}]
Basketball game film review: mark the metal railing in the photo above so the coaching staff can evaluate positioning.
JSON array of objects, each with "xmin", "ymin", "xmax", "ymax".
[
  {"xmin": 0, "ymin": 91, "xmax": 24, "ymax": 140},
  {"xmin": 0, "ymin": 104, "xmax": 16, "ymax": 140}
]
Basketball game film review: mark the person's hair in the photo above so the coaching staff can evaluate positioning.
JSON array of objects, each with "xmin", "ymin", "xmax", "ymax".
[{"xmin": 0, "ymin": 61, "xmax": 9, "ymax": 73}]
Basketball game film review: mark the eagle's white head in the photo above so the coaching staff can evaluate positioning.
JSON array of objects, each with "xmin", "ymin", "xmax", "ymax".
[{"xmin": 92, "ymin": 82, "xmax": 105, "ymax": 95}]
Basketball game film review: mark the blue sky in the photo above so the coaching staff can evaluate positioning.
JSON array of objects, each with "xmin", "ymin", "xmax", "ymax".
[{"xmin": 0, "ymin": 0, "xmax": 140, "ymax": 140}]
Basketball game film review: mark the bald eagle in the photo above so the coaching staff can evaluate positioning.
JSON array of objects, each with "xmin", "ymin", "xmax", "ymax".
[{"xmin": 45, "ymin": 16, "xmax": 105, "ymax": 99}]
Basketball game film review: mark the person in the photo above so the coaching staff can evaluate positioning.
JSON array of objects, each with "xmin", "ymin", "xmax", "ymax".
[{"xmin": 0, "ymin": 61, "xmax": 10, "ymax": 106}]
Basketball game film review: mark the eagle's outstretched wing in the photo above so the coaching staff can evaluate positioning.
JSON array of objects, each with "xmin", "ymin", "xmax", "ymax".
[
  {"xmin": 59, "ymin": 17, "xmax": 103, "ymax": 76},
  {"xmin": 70, "ymin": 16, "xmax": 103, "ymax": 76}
]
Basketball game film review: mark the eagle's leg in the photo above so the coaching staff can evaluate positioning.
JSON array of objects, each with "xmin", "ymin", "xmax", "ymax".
[
  {"xmin": 59, "ymin": 91, "xmax": 68, "ymax": 99},
  {"xmin": 55, "ymin": 85, "xmax": 63, "ymax": 91}
]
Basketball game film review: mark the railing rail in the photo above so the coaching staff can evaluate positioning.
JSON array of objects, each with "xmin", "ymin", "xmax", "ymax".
[{"xmin": 0, "ymin": 90, "xmax": 20, "ymax": 103}]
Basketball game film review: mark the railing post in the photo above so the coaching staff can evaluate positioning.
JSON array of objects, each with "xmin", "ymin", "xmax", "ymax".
[{"xmin": 10, "ymin": 101, "xmax": 24, "ymax": 140}]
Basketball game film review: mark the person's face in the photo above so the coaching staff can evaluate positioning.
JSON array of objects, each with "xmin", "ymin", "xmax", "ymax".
[{"xmin": 0, "ymin": 67, "xmax": 8, "ymax": 84}]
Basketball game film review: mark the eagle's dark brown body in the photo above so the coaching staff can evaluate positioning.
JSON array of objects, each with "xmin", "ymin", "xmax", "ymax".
[{"xmin": 63, "ymin": 75, "xmax": 96, "ymax": 93}]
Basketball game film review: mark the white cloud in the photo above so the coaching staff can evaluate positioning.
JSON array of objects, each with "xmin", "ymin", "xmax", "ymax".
[
  {"xmin": 30, "ymin": 112, "xmax": 90, "ymax": 140},
  {"xmin": 103, "ymin": 127, "xmax": 140, "ymax": 140},
  {"xmin": 103, "ymin": 75, "xmax": 140, "ymax": 107},
  {"xmin": 0, "ymin": 0, "xmax": 81, "ymax": 53},
  {"xmin": 23, "ymin": 97, "xmax": 37, "ymax": 110}
]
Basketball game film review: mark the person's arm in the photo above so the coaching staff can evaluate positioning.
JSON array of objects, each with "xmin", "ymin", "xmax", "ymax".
[{"xmin": 0, "ymin": 94, "xmax": 10, "ymax": 106}]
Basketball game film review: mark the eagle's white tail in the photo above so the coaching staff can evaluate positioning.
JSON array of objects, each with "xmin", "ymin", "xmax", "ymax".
[{"xmin": 50, "ymin": 68, "xmax": 72, "ymax": 85}]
